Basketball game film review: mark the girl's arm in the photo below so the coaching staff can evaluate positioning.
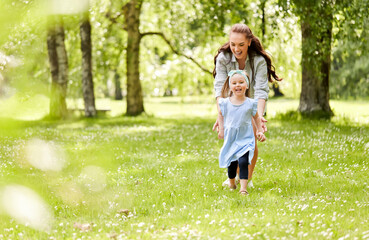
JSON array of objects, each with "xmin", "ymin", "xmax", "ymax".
[{"xmin": 253, "ymin": 112, "xmax": 266, "ymax": 142}]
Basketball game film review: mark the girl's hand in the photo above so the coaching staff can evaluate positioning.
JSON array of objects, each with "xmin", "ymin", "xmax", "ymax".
[
  {"xmin": 256, "ymin": 132, "xmax": 266, "ymax": 142},
  {"xmin": 261, "ymin": 117, "xmax": 268, "ymax": 133},
  {"xmin": 214, "ymin": 117, "xmax": 224, "ymax": 139},
  {"xmin": 212, "ymin": 119, "xmax": 219, "ymax": 133}
]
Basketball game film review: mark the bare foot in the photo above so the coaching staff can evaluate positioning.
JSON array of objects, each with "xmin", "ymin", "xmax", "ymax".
[{"xmin": 239, "ymin": 179, "xmax": 248, "ymax": 195}]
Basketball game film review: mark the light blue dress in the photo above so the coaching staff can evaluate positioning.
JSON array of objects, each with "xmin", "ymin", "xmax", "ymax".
[{"xmin": 218, "ymin": 97, "xmax": 258, "ymax": 168}]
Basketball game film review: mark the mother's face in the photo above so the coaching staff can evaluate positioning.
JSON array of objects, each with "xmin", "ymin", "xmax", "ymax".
[{"xmin": 229, "ymin": 32, "xmax": 250, "ymax": 61}]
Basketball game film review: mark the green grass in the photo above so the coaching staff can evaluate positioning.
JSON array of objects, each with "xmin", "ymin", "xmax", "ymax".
[{"xmin": 0, "ymin": 96, "xmax": 368, "ymax": 239}]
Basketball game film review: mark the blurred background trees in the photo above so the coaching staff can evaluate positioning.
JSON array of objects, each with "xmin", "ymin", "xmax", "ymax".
[{"xmin": 0, "ymin": 0, "xmax": 368, "ymax": 118}]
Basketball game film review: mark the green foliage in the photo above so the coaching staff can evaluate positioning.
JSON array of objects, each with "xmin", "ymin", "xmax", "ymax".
[
  {"xmin": 278, "ymin": 0, "xmax": 369, "ymax": 99},
  {"xmin": 1, "ymin": 0, "xmax": 368, "ymax": 105},
  {"xmin": 0, "ymin": 1, "xmax": 49, "ymax": 95},
  {"xmin": 256, "ymin": 1, "xmax": 301, "ymax": 98},
  {"xmin": 330, "ymin": 0, "xmax": 369, "ymax": 99},
  {"xmin": 90, "ymin": 0, "xmax": 127, "ymax": 98},
  {"xmin": 0, "ymin": 0, "xmax": 36, "ymax": 45}
]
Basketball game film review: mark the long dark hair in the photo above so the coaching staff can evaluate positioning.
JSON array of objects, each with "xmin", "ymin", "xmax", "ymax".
[{"xmin": 213, "ymin": 23, "xmax": 282, "ymax": 83}]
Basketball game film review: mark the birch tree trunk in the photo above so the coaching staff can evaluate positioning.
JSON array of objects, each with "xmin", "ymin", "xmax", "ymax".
[
  {"xmin": 47, "ymin": 16, "xmax": 68, "ymax": 119},
  {"xmin": 123, "ymin": 0, "xmax": 144, "ymax": 116},
  {"xmin": 80, "ymin": 12, "xmax": 96, "ymax": 117}
]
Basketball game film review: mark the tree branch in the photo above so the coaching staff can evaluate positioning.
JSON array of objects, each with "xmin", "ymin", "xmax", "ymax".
[
  {"xmin": 141, "ymin": 32, "xmax": 212, "ymax": 75},
  {"xmin": 105, "ymin": 10, "xmax": 127, "ymax": 30}
]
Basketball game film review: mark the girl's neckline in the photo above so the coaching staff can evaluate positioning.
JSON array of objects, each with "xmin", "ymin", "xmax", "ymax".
[{"xmin": 228, "ymin": 97, "xmax": 249, "ymax": 106}]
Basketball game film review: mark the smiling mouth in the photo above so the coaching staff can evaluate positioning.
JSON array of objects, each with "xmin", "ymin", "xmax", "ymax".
[{"xmin": 234, "ymin": 88, "xmax": 243, "ymax": 93}]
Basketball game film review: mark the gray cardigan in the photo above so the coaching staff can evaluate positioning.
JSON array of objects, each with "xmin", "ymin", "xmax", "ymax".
[{"xmin": 214, "ymin": 51, "xmax": 269, "ymax": 100}]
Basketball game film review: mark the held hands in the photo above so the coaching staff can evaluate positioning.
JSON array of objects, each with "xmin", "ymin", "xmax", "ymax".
[{"xmin": 256, "ymin": 131, "xmax": 266, "ymax": 142}]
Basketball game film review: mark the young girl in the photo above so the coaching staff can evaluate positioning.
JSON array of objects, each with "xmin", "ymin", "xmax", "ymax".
[{"xmin": 217, "ymin": 70, "xmax": 266, "ymax": 195}]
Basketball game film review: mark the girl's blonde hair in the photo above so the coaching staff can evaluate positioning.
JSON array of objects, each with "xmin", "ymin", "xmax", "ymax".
[{"xmin": 221, "ymin": 72, "xmax": 251, "ymax": 98}]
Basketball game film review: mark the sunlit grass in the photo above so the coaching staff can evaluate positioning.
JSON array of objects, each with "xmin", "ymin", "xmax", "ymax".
[
  {"xmin": 1, "ymin": 94, "xmax": 369, "ymax": 123},
  {"xmin": 0, "ymin": 96, "xmax": 368, "ymax": 239}
]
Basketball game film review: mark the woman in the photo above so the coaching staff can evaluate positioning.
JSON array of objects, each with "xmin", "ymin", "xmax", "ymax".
[{"xmin": 212, "ymin": 23, "xmax": 281, "ymax": 188}]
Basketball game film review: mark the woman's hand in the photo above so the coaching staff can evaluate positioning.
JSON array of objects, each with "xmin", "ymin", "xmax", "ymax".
[
  {"xmin": 256, "ymin": 132, "xmax": 266, "ymax": 142},
  {"xmin": 261, "ymin": 117, "xmax": 268, "ymax": 133}
]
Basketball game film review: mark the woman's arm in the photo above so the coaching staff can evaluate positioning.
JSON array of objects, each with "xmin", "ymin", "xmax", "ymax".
[
  {"xmin": 257, "ymin": 99, "xmax": 268, "ymax": 133},
  {"xmin": 212, "ymin": 53, "xmax": 228, "ymax": 138},
  {"xmin": 252, "ymin": 112, "xmax": 266, "ymax": 142},
  {"xmin": 253, "ymin": 56, "xmax": 269, "ymax": 133},
  {"xmin": 213, "ymin": 53, "xmax": 229, "ymax": 99}
]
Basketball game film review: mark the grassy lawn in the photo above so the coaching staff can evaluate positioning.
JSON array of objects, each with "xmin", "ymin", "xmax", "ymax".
[{"xmin": 0, "ymin": 96, "xmax": 368, "ymax": 239}]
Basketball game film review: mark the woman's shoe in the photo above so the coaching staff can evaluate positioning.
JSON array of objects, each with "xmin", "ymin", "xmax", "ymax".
[
  {"xmin": 222, "ymin": 175, "xmax": 240, "ymax": 186},
  {"xmin": 222, "ymin": 178, "xmax": 230, "ymax": 187},
  {"xmin": 248, "ymin": 180, "xmax": 254, "ymax": 188}
]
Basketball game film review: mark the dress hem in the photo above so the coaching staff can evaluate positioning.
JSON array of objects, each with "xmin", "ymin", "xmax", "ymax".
[{"xmin": 219, "ymin": 147, "xmax": 254, "ymax": 168}]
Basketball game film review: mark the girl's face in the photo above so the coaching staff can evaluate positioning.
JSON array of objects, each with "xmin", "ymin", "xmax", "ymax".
[
  {"xmin": 229, "ymin": 32, "xmax": 250, "ymax": 61},
  {"xmin": 230, "ymin": 74, "xmax": 248, "ymax": 97}
]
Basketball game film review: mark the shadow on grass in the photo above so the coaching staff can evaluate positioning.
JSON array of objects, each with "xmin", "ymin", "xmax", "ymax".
[
  {"xmin": 272, "ymin": 109, "xmax": 368, "ymax": 128},
  {"xmin": 272, "ymin": 110, "xmax": 333, "ymax": 121},
  {"xmin": 1, "ymin": 113, "xmax": 214, "ymax": 128}
]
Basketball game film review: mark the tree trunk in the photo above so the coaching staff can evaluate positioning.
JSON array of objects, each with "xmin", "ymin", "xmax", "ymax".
[
  {"xmin": 298, "ymin": 8, "xmax": 333, "ymax": 116},
  {"xmin": 319, "ymin": 12, "xmax": 333, "ymax": 113},
  {"xmin": 114, "ymin": 71, "xmax": 123, "ymax": 100},
  {"xmin": 260, "ymin": 0, "xmax": 266, "ymax": 43},
  {"xmin": 47, "ymin": 16, "xmax": 68, "ymax": 119},
  {"xmin": 123, "ymin": 0, "xmax": 144, "ymax": 116},
  {"xmin": 272, "ymin": 82, "xmax": 284, "ymax": 97},
  {"xmin": 80, "ymin": 12, "xmax": 96, "ymax": 117}
]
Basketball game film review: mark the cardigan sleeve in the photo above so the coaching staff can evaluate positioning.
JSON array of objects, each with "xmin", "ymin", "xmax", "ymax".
[
  {"xmin": 252, "ymin": 99, "xmax": 258, "ymax": 117},
  {"xmin": 253, "ymin": 56, "xmax": 269, "ymax": 100},
  {"xmin": 214, "ymin": 52, "xmax": 229, "ymax": 98}
]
